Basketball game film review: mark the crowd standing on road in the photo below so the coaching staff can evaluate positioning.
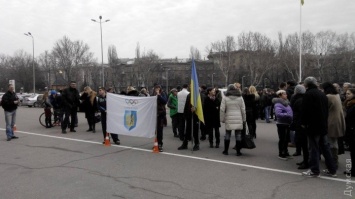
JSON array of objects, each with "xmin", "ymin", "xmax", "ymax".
[{"xmin": 3, "ymin": 77, "xmax": 355, "ymax": 179}]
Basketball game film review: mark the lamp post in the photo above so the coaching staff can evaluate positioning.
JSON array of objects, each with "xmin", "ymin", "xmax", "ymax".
[
  {"xmin": 211, "ymin": 73, "xmax": 216, "ymax": 88},
  {"xmin": 91, "ymin": 16, "xmax": 110, "ymax": 87},
  {"xmin": 242, "ymin": 75, "xmax": 246, "ymax": 89},
  {"xmin": 24, "ymin": 32, "xmax": 35, "ymax": 93},
  {"xmin": 164, "ymin": 67, "xmax": 170, "ymax": 91}
]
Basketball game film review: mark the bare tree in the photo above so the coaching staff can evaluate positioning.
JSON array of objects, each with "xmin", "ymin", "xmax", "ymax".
[
  {"xmin": 52, "ymin": 36, "xmax": 95, "ymax": 83},
  {"xmin": 107, "ymin": 45, "xmax": 119, "ymax": 66},
  {"xmin": 189, "ymin": 46, "xmax": 201, "ymax": 60}
]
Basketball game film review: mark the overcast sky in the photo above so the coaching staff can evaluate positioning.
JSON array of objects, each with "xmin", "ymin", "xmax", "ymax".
[{"xmin": 1, "ymin": 0, "xmax": 354, "ymax": 62}]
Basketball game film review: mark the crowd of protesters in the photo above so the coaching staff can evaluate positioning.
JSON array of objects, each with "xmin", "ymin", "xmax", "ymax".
[{"xmin": 2, "ymin": 77, "xmax": 355, "ymax": 178}]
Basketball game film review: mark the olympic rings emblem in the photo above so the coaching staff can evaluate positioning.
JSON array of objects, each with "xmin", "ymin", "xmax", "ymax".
[{"xmin": 125, "ymin": 99, "xmax": 139, "ymax": 106}]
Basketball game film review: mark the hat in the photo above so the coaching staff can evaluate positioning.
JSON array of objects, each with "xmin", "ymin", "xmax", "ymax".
[
  {"xmin": 294, "ymin": 85, "xmax": 306, "ymax": 94},
  {"xmin": 170, "ymin": 88, "xmax": 177, "ymax": 92},
  {"xmin": 51, "ymin": 90, "xmax": 57, "ymax": 95}
]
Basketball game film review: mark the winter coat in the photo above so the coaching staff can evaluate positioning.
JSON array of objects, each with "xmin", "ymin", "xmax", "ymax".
[
  {"xmin": 97, "ymin": 94, "xmax": 106, "ymax": 113},
  {"xmin": 345, "ymin": 99, "xmax": 355, "ymax": 142},
  {"xmin": 177, "ymin": 88, "xmax": 189, "ymax": 113},
  {"xmin": 290, "ymin": 93, "xmax": 304, "ymax": 131},
  {"xmin": 203, "ymin": 96, "xmax": 221, "ymax": 128},
  {"xmin": 273, "ymin": 98, "xmax": 293, "ymax": 125},
  {"xmin": 326, "ymin": 94, "xmax": 345, "ymax": 138},
  {"xmin": 61, "ymin": 87, "xmax": 80, "ymax": 111},
  {"xmin": 261, "ymin": 93, "xmax": 272, "ymax": 108},
  {"xmin": 286, "ymin": 86, "xmax": 295, "ymax": 101},
  {"xmin": 301, "ymin": 85, "xmax": 328, "ymax": 136},
  {"xmin": 220, "ymin": 90, "xmax": 246, "ymax": 130},
  {"xmin": 1, "ymin": 90, "xmax": 19, "ymax": 112},
  {"xmin": 80, "ymin": 92, "xmax": 98, "ymax": 118},
  {"xmin": 167, "ymin": 93, "xmax": 178, "ymax": 117},
  {"xmin": 242, "ymin": 94, "xmax": 256, "ymax": 123}
]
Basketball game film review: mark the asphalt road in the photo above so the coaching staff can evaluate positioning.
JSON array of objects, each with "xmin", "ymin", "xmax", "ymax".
[{"xmin": 0, "ymin": 107, "xmax": 353, "ymax": 199}]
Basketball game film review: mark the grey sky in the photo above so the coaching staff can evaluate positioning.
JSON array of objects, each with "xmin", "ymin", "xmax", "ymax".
[{"xmin": 1, "ymin": 0, "xmax": 354, "ymax": 61}]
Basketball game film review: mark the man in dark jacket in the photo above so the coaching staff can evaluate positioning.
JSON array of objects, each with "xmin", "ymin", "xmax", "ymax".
[
  {"xmin": 301, "ymin": 76, "xmax": 337, "ymax": 177},
  {"xmin": 1, "ymin": 84, "xmax": 19, "ymax": 141},
  {"xmin": 61, "ymin": 81, "xmax": 80, "ymax": 134}
]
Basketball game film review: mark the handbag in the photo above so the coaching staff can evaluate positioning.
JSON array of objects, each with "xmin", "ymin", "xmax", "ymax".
[
  {"xmin": 94, "ymin": 112, "xmax": 101, "ymax": 123},
  {"xmin": 241, "ymin": 122, "xmax": 256, "ymax": 149}
]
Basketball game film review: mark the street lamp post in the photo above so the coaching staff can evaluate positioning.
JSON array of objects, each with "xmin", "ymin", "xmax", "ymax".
[
  {"xmin": 242, "ymin": 75, "xmax": 246, "ymax": 89},
  {"xmin": 91, "ymin": 16, "xmax": 110, "ymax": 87},
  {"xmin": 211, "ymin": 73, "xmax": 216, "ymax": 88},
  {"xmin": 24, "ymin": 32, "xmax": 35, "ymax": 93}
]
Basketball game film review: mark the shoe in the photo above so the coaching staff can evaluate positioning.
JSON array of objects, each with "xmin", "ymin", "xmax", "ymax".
[
  {"xmin": 193, "ymin": 145, "xmax": 200, "ymax": 151},
  {"xmin": 158, "ymin": 146, "xmax": 163, "ymax": 152},
  {"xmin": 296, "ymin": 161, "xmax": 304, "ymax": 166},
  {"xmin": 302, "ymin": 170, "xmax": 320, "ymax": 177},
  {"xmin": 209, "ymin": 143, "xmax": 214, "ymax": 148},
  {"xmin": 114, "ymin": 140, "xmax": 120, "ymax": 145},
  {"xmin": 6, "ymin": 138, "xmax": 11, "ymax": 141},
  {"xmin": 278, "ymin": 155, "xmax": 288, "ymax": 160},
  {"xmin": 293, "ymin": 152, "xmax": 301, "ymax": 156},
  {"xmin": 11, "ymin": 136, "xmax": 19, "ymax": 139},
  {"xmin": 222, "ymin": 151, "xmax": 229, "ymax": 155},
  {"xmin": 236, "ymin": 151, "xmax": 242, "ymax": 156},
  {"xmin": 70, "ymin": 129, "xmax": 76, "ymax": 132},
  {"xmin": 215, "ymin": 144, "xmax": 219, "ymax": 148},
  {"xmin": 174, "ymin": 134, "xmax": 179, "ymax": 138},
  {"xmin": 62, "ymin": 130, "xmax": 67, "ymax": 134},
  {"xmin": 297, "ymin": 163, "xmax": 309, "ymax": 170},
  {"xmin": 178, "ymin": 145, "xmax": 188, "ymax": 150},
  {"xmin": 102, "ymin": 141, "xmax": 105, "ymax": 144},
  {"xmin": 86, "ymin": 129, "xmax": 93, "ymax": 132},
  {"xmin": 322, "ymin": 169, "xmax": 337, "ymax": 178},
  {"xmin": 92, "ymin": 129, "xmax": 96, "ymax": 133}
]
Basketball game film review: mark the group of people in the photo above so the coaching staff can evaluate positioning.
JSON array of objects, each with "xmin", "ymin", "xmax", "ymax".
[
  {"xmin": 269, "ymin": 77, "xmax": 355, "ymax": 178},
  {"xmin": 2, "ymin": 77, "xmax": 355, "ymax": 179}
]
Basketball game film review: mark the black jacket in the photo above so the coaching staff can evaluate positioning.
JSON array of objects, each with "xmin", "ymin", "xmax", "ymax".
[
  {"xmin": 203, "ymin": 96, "xmax": 221, "ymax": 128},
  {"xmin": 61, "ymin": 87, "xmax": 80, "ymax": 111},
  {"xmin": 345, "ymin": 100, "xmax": 355, "ymax": 142},
  {"xmin": 243, "ymin": 94, "xmax": 256, "ymax": 122},
  {"xmin": 301, "ymin": 85, "xmax": 328, "ymax": 135},
  {"xmin": 1, "ymin": 91, "xmax": 19, "ymax": 112},
  {"xmin": 290, "ymin": 93, "xmax": 304, "ymax": 131}
]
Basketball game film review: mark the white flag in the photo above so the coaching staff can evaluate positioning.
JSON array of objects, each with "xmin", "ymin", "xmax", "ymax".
[{"xmin": 107, "ymin": 93, "xmax": 157, "ymax": 138}]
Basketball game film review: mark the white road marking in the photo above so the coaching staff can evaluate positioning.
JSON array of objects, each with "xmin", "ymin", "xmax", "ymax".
[{"xmin": 2, "ymin": 128, "xmax": 353, "ymax": 183}]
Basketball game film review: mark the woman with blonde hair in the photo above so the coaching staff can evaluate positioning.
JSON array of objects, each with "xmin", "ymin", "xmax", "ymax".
[
  {"xmin": 80, "ymin": 86, "xmax": 98, "ymax": 132},
  {"xmin": 249, "ymin": 85, "xmax": 260, "ymax": 136}
]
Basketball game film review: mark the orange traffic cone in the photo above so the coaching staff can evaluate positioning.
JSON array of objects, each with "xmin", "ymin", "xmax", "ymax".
[
  {"xmin": 152, "ymin": 137, "xmax": 159, "ymax": 153},
  {"xmin": 104, "ymin": 133, "xmax": 111, "ymax": 146},
  {"xmin": 12, "ymin": 125, "xmax": 17, "ymax": 132}
]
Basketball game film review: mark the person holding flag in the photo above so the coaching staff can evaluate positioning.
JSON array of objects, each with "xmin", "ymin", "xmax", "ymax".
[{"xmin": 178, "ymin": 59, "xmax": 204, "ymax": 151}]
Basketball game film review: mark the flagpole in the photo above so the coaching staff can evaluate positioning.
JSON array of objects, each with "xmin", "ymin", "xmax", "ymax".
[{"xmin": 299, "ymin": 0, "xmax": 302, "ymax": 83}]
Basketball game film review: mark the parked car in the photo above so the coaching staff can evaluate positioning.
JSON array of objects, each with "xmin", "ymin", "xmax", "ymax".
[
  {"xmin": 17, "ymin": 93, "xmax": 31, "ymax": 106},
  {"xmin": 33, "ymin": 94, "xmax": 45, "ymax": 108},
  {"xmin": 0, "ymin": 92, "xmax": 5, "ymax": 105},
  {"xmin": 22, "ymin": 94, "xmax": 43, "ymax": 107}
]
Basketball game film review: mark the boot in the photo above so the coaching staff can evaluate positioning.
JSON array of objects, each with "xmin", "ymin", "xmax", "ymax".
[
  {"xmin": 48, "ymin": 117, "xmax": 54, "ymax": 127},
  {"xmin": 222, "ymin": 140, "xmax": 230, "ymax": 155},
  {"xmin": 86, "ymin": 119, "xmax": 93, "ymax": 132},
  {"xmin": 236, "ymin": 140, "xmax": 242, "ymax": 156},
  {"xmin": 209, "ymin": 142, "xmax": 214, "ymax": 148},
  {"xmin": 45, "ymin": 118, "xmax": 51, "ymax": 128},
  {"xmin": 92, "ymin": 123, "xmax": 96, "ymax": 133}
]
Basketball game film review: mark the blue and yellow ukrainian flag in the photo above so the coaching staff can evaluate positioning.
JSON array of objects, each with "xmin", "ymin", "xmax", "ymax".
[{"xmin": 190, "ymin": 59, "xmax": 204, "ymax": 123}]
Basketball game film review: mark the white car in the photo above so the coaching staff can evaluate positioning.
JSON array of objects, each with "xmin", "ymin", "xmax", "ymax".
[{"xmin": 22, "ymin": 94, "xmax": 43, "ymax": 107}]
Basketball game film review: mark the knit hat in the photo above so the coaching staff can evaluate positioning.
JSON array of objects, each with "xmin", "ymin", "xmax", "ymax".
[
  {"xmin": 294, "ymin": 85, "xmax": 306, "ymax": 94},
  {"xmin": 51, "ymin": 90, "xmax": 57, "ymax": 95}
]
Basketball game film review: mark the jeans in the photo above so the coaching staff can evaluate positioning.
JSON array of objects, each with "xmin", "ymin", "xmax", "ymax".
[
  {"xmin": 308, "ymin": 134, "xmax": 337, "ymax": 174},
  {"xmin": 225, "ymin": 130, "xmax": 242, "ymax": 141},
  {"xmin": 5, "ymin": 110, "xmax": 16, "ymax": 139},
  {"xmin": 264, "ymin": 106, "xmax": 271, "ymax": 122}
]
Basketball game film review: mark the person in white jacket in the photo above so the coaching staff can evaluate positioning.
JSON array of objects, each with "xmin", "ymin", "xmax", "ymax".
[
  {"xmin": 177, "ymin": 84, "xmax": 190, "ymax": 141},
  {"xmin": 220, "ymin": 84, "xmax": 246, "ymax": 156}
]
